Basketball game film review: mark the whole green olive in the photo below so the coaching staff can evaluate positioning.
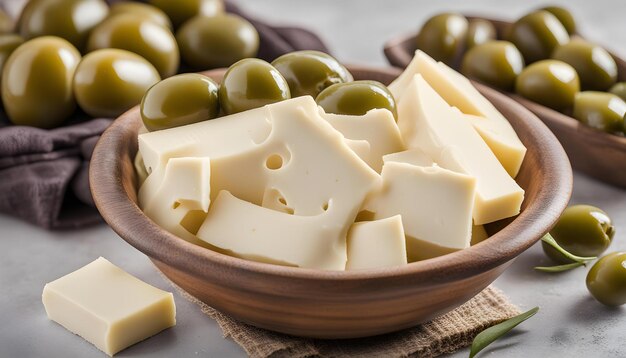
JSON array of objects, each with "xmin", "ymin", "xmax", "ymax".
[
  {"xmin": 2, "ymin": 36, "xmax": 80, "ymax": 128},
  {"xmin": 141, "ymin": 73, "xmax": 219, "ymax": 131},
  {"xmin": 573, "ymin": 92, "xmax": 626, "ymax": 133},
  {"xmin": 148, "ymin": 0, "xmax": 224, "ymax": 28},
  {"xmin": 506, "ymin": 10, "xmax": 569, "ymax": 64},
  {"xmin": 271, "ymin": 50, "xmax": 353, "ymax": 98},
  {"xmin": 73, "ymin": 49, "xmax": 161, "ymax": 118},
  {"xmin": 176, "ymin": 14, "xmax": 259, "ymax": 70},
  {"xmin": 218, "ymin": 58, "xmax": 290, "ymax": 115},
  {"xmin": 315, "ymin": 81, "xmax": 397, "ymax": 120},
  {"xmin": 18, "ymin": 0, "xmax": 109, "ymax": 51},
  {"xmin": 586, "ymin": 252, "xmax": 626, "ymax": 307},
  {"xmin": 0, "ymin": 9, "xmax": 14, "ymax": 34},
  {"xmin": 540, "ymin": 6, "xmax": 577, "ymax": 35},
  {"xmin": 415, "ymin": 13, "xmax": 468, "ymax": 65},
  {"xmin": 0, "ymin": 35, "xmax": 24, "ymax": 87},
  {"xmin": 515, "ymin": 59, "xmax": 579, "ymax": 110},
  {"xmin": 542, "ymin": 205, "xmax": 615, "ymax": 263},
  {"xmin": 609, "ymin": 82, "xmax": 626, "ymax": 102},
  {"xmin": 108, "ymin": 1, "xmax": 172, "ymax": 30},
  {"xmin": 87, "ymin": 14, "xmax": 179, "ymax": 78},
  {"xmin": 461, "ymin": 41, "xmax": 524, "ymax": 91},
  {"xmin": 551, "ymin": 39, "xmax": 617, "ymax": 91},
  {"xmin": 466, "ymin": 19, "xmax": 497, "ymax": 49}
]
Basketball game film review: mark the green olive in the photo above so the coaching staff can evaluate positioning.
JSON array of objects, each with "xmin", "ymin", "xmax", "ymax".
[
  {"xmin": 506, "ymin": 10, "xmax": 569, "ymax": 64},
  {"xmin": 0, "ymin": 35, "xmax": 25, "ymax": 88},
  {"xmin": 466, "ymin": 19, "xmax": 497, "ymax": 49},
  {"xmin": 2, "ymin": 36, "xmax": 80, "ymax": 128},
  {"xmin": 315, "ymin": 81, "xmax": 397, "ymax": 120},
  {"xmin": 218, "ymin": 58, "xmax": 290, "ymax": 115},
  {"xmin": 540, "ymin": 6, "xmax": 577, "ymax": 35},
  {"xmin": 542, "ymin": 205, "xmax": 615, "ymax": 264},
  {"xmin": 141, "ymin": 74, "xmax": 219, "ymax": 131},
  {"xmin": 586, "ymin": 252, "xmax": 626, "ymax": 306},
  {"xmin": 573, "ymin": 92, "xmax": 626, "ymax": 134},
  {"xmin": 461, "ymin": 41, "xmax": 524, "ymax": 91},
  {"xmin": 108, "ymin": 1, "xmax": 172, "ymax": 30},
  {"xmin": 176, "ymin": 14, "xmax": 259, "ymax": 70},
  {"xmin": 551, "ymin": 39, "xmax": 617, "ymax": 91},
  {"xmin": 18, "ymin": 0, "xmax": 109, "ymax": 51},
  {"xmin": 609, "ymin": 82, "xmax": 626, "ymax": 102},
  {"xmin": 515, "ymin": 59, "xmax": 579, "ymax": 110},
  {"xmin": 0, "ymin": 9, "xmax": 14, "ymax": 34},
  {"xmin": 73, "ymin": 49, "xmax": 160, "ymax": 118},
  {"xmin": 271, "ymin": 50, "xmax": 353, "ymax": 98},
  {"xmin": 148, "ymin": 0, "xmax": 224, "ymax": 28},
  {"xmin": 415, "ymin": 13, "xmax": 468, "ymax": 65},
  {"xmin": 87, "ymin": 14, "xmax": 179, "ymax": 78}
]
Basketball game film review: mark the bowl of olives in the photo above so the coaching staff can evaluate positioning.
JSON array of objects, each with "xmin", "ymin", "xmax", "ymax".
[{"xmin": 384, "ymin": 8, "xmax": 626, "ymax": 189}]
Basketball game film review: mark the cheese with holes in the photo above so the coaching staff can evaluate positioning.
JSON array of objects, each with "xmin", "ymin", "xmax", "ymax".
[
  {"xmin": 396, "ymin": 74, "xmax": 524, "ymax": 225},
  {"xmin": 389, "ymin": 50, "xmax": 526, "ymax": 177},
  {"xmin": 346, "ymin": 215, "xmax": 407, "ymax": 270},
  {"xmin": 42, "ymin": 257, "xmax": 176, "ymax": 356},
  {"xmin": 321, "ymin": 108, "xmax": 405, "ymax": 172},
  {"xmin": 365, "ymin": 161, "xmax": 475, "ymax": 250}
]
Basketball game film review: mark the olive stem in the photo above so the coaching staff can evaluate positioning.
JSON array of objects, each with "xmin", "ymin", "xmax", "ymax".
[
  {"xmin": 534, "ymin": 262, "xmax": 586, "ymax": 272},
  {"xmin": 540, "ymin": 233, "xmax": 597, "ymax": 263}
]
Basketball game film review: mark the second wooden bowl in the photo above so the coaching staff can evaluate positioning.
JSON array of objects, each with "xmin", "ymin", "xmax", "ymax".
[
  {"xmin": 90, "ymin": 65, "xmax": 572, "ymax": 339},
  {"xmin": 384, "ymin": 16, "xmax": 626, "ymax": 188}
]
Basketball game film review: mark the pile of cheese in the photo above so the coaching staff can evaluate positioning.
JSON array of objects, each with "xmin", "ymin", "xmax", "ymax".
[{"xmin": 136, "ymin": 51, "xmax": 526, "ymax": 271}]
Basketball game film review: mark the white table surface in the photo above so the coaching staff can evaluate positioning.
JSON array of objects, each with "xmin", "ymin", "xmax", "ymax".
[{"xmin": 2, "ymin": 0, "xmax": 625, "ymax": 357}]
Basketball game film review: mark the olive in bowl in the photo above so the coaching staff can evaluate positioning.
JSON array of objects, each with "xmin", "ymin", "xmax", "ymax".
[
  {"xmin": 551, "ymin": 39, "xmax": 617, "ymax": 91},
  {"xmin": 315, "ymin": 80, "xmax": 397, "ymax": 120},
  {"xmin": 108, "ymin": 1, "xmax": 173, "ymax": 30},
  {"xmin": 506, "ymin": 10, "xmax": 569, "ymax": 64},
  {"xmin": 466, "ymin": 19, "xmax": 496, "ymax": 49},
  {"xmin": 149, "ymin": 0, "xmax": 224, "ymax": 28},
  {"xmin": 608, "ymin": 82, "xmax": 626, "ymax": 102},
  {"xmin": 0, "ymin": 35, "xmax": 24, "ymax": 86},
  {"xmin": 586, "ymin": 252, "xmax": 626, "ymax": 307},
  {"xmin": 415, "ymin": 13, "xmax": 468, "ymax": 65},
  {"xmin": 573, "ymin": 92, "xmax": 626, "ymax": 134},
  {"xmin": 515, "ymin": 59, "xmax": 580, "ymax": 111},
  {"xmin": 461, "ymin": 41, "xmax": 524, "ymax": 91},
  {"xmin": 540, "ymin": 6, "xmax": 577, "ymax": 35}
]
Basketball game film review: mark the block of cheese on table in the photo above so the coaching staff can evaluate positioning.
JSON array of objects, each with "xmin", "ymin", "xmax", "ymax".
[
  {"xmin": 396, "ymin": 75, "xmax": 524, "ymax": 225},
  {"xmin": 365, "ymin": 161, "xmax": 476, "ymax": 250},
  {"xmin": 321, "ymin": 108, "xmax": 405, "ymax": 172},
  {"xmin": 388, "ymin": 50, "xmax": 526, "ymax": 178},
  {"xmin": 42, "ymin": 257, "xmax": 176, "ymax": 356},
  {"xmin": 346, "ymin": 215, "xmax": 407, "ymax": 270}
]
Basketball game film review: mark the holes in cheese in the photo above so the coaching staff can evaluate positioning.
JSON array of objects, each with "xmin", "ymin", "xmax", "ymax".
[{"xmin": 346, "ymin": 215, "xmax": 408, "ymax": 270}]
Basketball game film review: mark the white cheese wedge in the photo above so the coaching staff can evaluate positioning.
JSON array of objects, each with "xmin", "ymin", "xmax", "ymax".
[
  {"xmin": 42, "ymin": 257, "xmax": 176, "ymax": 356},
  {"xmin": 321, "ymin": 108, "xmax": 405, "ymax": 172},
  {"xmin": 346, "ymin": 215, "xmax": 407, "ymax": 270},
  {"xmin": 382, "ymin": 148, "xmax": 434, "ymax": 167},
  {"xmin": 396, "ymin": 75, "xmax": 524, "ymax": 225},
  {"xmin": 388, "ymin": 50, "xmax": 526, "ymax": 177},
  {"xmin": 343, "ymin": 138, "xmax": 372, "ymax": 165},
  {"xmin": 197, "ymin": 191, "xmax": 348, "ymax": 270},
  {"xmin": 365, "ymin": 161, "xmax": 476, "ymax": 250}
]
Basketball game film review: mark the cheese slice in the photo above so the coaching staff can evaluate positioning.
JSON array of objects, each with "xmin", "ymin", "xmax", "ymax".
[
  {"xmin": 343, "ymin": 138, "xmax": 372, "ymax": 165},
  {"xmin": 346, "ymin": 215, "xmax": 407, "ymax": 270},
  {"xmin": 396, "ymin": 74, "xmax": 524, "ymax": 225},
  {"xmin": 389, "ymin": 50, "xmax": 526, "ymax": 177},
  {"xmin": 321, "ymin": 108, "xmax": 405, "ymax": 172},
  {"xmin": 382, "ymin": 148, "xmax": 434, "ymax": 167},
  {"xmin": 365, "ymin": 161, "xmax": 476, "ymax": 250},
  {"xmin": 42, "ymin": 257, "xmax": 176, "ymax": 356}
]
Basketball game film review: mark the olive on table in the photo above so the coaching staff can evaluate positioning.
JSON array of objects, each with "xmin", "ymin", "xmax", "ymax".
[
  {"xmin": 466, "ymin": 19, "xmax": 497, "ymax": 49},
  {"xmin": 0, "ymin": 8, "xmax": 14, "ymax": 34},
  {"xmin": 2, "ymin": 36, "xmax": 80, "ymax": 128},
  {"xmin": 315, "ymin": 81, "xmax": 397, "ymax": 120},
  {"xmin": 515, "ymin": 59, "xmax": 579, "ymax": 110},
  {"xmin": 87, "ymin": 14, "xmax": 179, "ymax": 78},
  {"xmin": 506, "ymin": 10, "xmax": 569, "ymax": 64},
  {"xmin": 177, "ymin": 14, "xmax": 258, "ymax": 70},
  {"xmin": 573, "ymin": 92, "xmax": 626, "ymax": 133},
  {"xmin": 551, "ymin": 39, "xmax": 617, "ymax": 91},
  {"xmin": 73, "ymin": 49, "xmax": 161, "ymax": 118},
  {"xmin": 540, "ymin": 6, "xmax": 577, "ymax": 35},
  {"xmin": 148, "ymin": 0, "xmax": 224, "ymax": 28},
  {"xmin": 0, "ymin": 35, "xmax": 24, "ymax": 86},
  {"xmin": 271, "ymin": 50, "xmax": 353, "ymax": 98},
  {"xmin": 586, "ymin": 252, "xmax": 626, "ymax": 307},
  {"xmin": 461, "ymin": 41, "xmax": 524, "ymax": 91},
  {"xmin": 18, "ymin": 0, "xmax": 109, "ymax": 51},
  {"xmin": 108, "ymin": 1, "xmax": 172, "ymax": 29},
  {"xmin": 542, "ymin": 205, "xmax": 615, "ymax": 263},
  {"xmin": 415, "ymin": 13, "xmax": 468, "ymax": 65},
  {"xmin": 141, "ymin": 73, "xmax": 219, "ymax": 131},
  {"xmin": 218, "ymin": 58, "xmax": 290, "ymax": 115}
]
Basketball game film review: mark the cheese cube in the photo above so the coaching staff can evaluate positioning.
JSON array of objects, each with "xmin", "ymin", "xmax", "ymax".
[
  {"xmin": 396, "ymin": 74, "xmax": 524, "ymax": 225},
  {"xmin": 42, "ymin": 257, "xmax": 176, "ymax": 356},
  {"xmin": 346, "ymin": 215, "xmax": 408, "ymax": 270}
]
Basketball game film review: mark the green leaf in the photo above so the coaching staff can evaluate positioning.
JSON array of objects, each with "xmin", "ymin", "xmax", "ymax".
[
  {"xmin": 540, "ymin": 234, "xmax": 596, "ymax": 263},
  {"xmin": 534, "ymin": 262, "xmax": 585, "ymax": 272},
  {"xmin": 469, "ymin": 307, "xmax": 539, "ymax": 358}
]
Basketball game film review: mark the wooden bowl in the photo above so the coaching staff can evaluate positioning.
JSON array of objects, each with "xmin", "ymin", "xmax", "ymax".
[
  {"xmin": 90, "ymin": 65, "xmax": 572, "ymax": 339},
  {"xmin": 384, "ymin": 16, "xmax": 626, "ymax": 189}
]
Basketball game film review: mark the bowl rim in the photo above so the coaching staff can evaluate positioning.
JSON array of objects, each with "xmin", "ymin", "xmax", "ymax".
[{"xmin": 90, "ymin": 64, "xmax": 572, "ymax": 284}]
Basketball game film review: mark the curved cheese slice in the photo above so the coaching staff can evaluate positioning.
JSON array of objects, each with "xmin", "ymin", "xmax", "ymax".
[{"xmin": 346, "ymin": 215, "xmax": 407, "ymax": 270}]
